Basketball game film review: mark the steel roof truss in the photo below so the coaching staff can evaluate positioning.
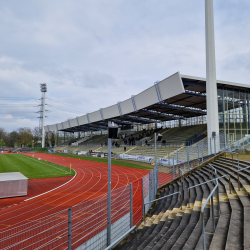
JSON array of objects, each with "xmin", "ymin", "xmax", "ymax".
[
  {"xmin": 141, "ymin": 108, "xmax": 185, "ymax": 120},
  {"xmin": 110, "ymin": 118, "xmax": 141, "ymax": 125},
  {"xmin": 124, "ymin": 114, "xmax": 159, "ymax": 123},
  {"xmin": 156, "ymin": 102, "xmax": 206, "ymax": 114}
]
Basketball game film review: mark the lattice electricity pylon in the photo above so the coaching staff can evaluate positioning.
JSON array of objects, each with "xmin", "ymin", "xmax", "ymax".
[{"xmin": 37, "ymin": 83, "xmax": 48, "ymax": 138}]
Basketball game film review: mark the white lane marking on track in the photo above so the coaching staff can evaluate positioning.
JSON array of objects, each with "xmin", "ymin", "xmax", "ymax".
[
  {"xmin": 0, "ymin": 153, "xmax": 148, "ymax": 231},
  {"xmin": 1, "ymin": 158, "xmax": 147, "ymax": 248},
  {"xmin": 24, "ymin": 171, "xmax": 77, "ymax": 202},
  {"xmin": 0, "ymin": 162, "xmax": 145, "ymax": 231},
  {"xmin": 0, "ymin": 153, "xmax": 115, "ymax": 227},
  {"xmin": 1, "ymin": 162, "xmax": 144, "ymax": 229}
]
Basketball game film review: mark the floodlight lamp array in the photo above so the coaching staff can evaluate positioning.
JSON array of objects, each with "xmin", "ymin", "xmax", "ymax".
[{"xmin": 40, "ymin": 83, "xmax": 47, "ymax": 92}]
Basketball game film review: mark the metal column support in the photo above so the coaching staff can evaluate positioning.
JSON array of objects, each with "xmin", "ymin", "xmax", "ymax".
[
  {"xmin": 202, "ymin": 141, "xmax": 204, "ymax": 163},
  {"xmin": 214, "ymin": 136, "xmax": 216, "ymax": 156},
  {"xmin": 154, "ymin": 81, "xmax": 163, "ymax": 103},
  {"xmin": 107, "ymin": 138, "xmax": 112, "ymax": 246},
  {"xmin": 130, "ymin": 183, "xmax": 133, "ymax": 228},
  {"xmin": 211, "ymin": 196, "xmax": 215, "ymax": 232},
  {"xmin": 247, "ymin": 92, "xmax": 250, "ymax": 135},
  {"xmin": 155, "ymin": 133, "xmax": 158, "ymax": 188},
  {"xmin": 210, "ymin": 138, "xmax": 212, "ymax": 155},
  {"xmin": 131, "ymin": 95, "xmax": 137, "ymax": 112},
  {"xmin": 141, "ymin": 178, "xmax": 144, "ymax": 220},
  {"xmin": 42, "ymin": 92, "xmax": 46, "ymax": 148},
  {"xmin": 117, "ymin": 102, "xmax": 123, "ymax": 116},
  {"xmin": 205, "ymin": 0, "xmax": 220, "ymax": 155},
  {"xmin": 68, "ymin": 207, "xmax": 72, "ymax": 250},
  {"xmin": 177, "ymin": 150, "xmax": 179, "ymax": 164},
  {"xmin": 187, "ymin": 147, "xmax": 190, "ymax": 171},
  {"xmin": 172, "ymin": 156, "xmax": 175, "ymax": 180}
]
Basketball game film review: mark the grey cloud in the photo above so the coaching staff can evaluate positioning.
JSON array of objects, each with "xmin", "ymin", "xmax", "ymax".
[{"xmin": 0, "ymin": 0, "xmax": 249, "ymax": 131}]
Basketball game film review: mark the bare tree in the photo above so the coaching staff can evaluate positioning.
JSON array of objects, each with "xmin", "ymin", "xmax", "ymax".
[{"xmin": 33, "ymin": 127, "xmax": 41, "ymax": 146}]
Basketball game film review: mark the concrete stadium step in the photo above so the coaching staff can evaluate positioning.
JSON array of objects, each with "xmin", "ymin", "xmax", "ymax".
[
  {"xmin": 193, "ymin": 169, "xmax": 220, "ymax": 250},
  {"xmin": 210, "ymin": 160, "xmax": 248, "ymax": 249},
  {"xmin": 134, "ymin": 183, "xmax": 181, "ymax": 250},
  {"xmin": 199, "ymin": 167, "xmax": 231, "ymax": 250},
  {"xmin": 150, "ymin": 178, "xmax": 193, "ymax": 250},
  {"xmin": 170, "ymin": 173, "xmax": 205, "ymax": 250},
  {"xmin": 119, "ymin": 182, "xmax": 179, "ymax": 250},
  {"xmin": 118, "ymin": 156, "xmax": 249, "ymax": 249},
  {"xmin": 142, "ymin": 178, "xmax": 191, "ymax": 250},
  {"xmin": 180, "ymin": 171, "xmax": 212, "ymax": 250}
]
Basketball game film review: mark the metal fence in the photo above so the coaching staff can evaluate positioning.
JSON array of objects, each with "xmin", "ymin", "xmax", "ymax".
[
  {"xmin": 159, "ymin": 133, "xmax": 250, "ymax": 167},
  {"xmin": 0, "ymin": 179, "xmax": 144, "ymax": 250},
  {"xmin": 2, "ymin": 134, "xmax": 249, "ymax": 249}
]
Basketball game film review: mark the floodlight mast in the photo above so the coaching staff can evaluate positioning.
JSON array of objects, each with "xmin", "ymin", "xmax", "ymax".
[
  {"xmin": 40, "ymin": 83, "xmax": 47, "ymax": 148},
  {"xmin": 205, "ymin": 0, "xmax": 219, "ymax": 154}
]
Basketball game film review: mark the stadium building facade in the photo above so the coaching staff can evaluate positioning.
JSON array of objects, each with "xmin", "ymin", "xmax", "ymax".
[{"xmin": 45, "ymin": 72, "xmax": 250, "ymax": 147}]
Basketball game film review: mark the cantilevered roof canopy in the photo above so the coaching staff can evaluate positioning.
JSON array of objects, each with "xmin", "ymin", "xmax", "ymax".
[{"xmin": 45, "ymin": 72, "xmax": 250, "ymax": 133}]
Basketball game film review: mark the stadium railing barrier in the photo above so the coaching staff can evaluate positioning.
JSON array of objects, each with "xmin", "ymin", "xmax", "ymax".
[{"xmin": 1, "ymin": 134, "xmax": 250, "ymax": 249}]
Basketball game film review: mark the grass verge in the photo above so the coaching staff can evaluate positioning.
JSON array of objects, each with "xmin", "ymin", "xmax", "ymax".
[
  {"xmin": 51, "ymin": 153, "xmax": 152, "ymax": 170},
  {"xmin": 0, "ymin": 154, "xmax": 75, "ymax": 179}
]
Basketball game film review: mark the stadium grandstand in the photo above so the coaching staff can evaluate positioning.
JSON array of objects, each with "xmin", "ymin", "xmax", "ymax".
[
  {"xmin": 2, "ymin": 1, "xmax": 250, "ymax": 249},
  {"xmin": 39, "ymin": 71, "xmax": 250, "ymax": 250},
  {"xmin": 46, "ymin": 72, "xmax": 250, "ymax": 158}
]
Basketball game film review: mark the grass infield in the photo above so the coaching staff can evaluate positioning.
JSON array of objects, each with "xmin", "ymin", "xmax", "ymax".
[
  {"xmin": 51, "ymin": 153, "xmax": 153, "ymax": 170},
  {"xmin": 0, "ymin": 154, "xmax": 75, "ymax": 179}
]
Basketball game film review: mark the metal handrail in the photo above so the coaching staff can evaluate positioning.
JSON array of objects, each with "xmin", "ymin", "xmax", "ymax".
[
  {"xmin": 104, "ymin": 226, "xmax": 137, "ymax": 250},
  {"xmin": 207, "ymin": 164, "xmax": 220, "ymax": 216},
  {"xmin": 143, "ymin": 191, "xmax": 182, "ymax": 222},
  {"xmin": 223, "ymin": 151, "xmax": 240, "ymax": 190},
  {"xmin": 177, "ymin": 167, "xmax": 185, "ymax": 191},
  {"xmin": 201, "ymin": 178, "xmax": 218, "ymax": 250},
  {"xmin": 198, "ymin": 161, "xmax": 250, "ymax": 250},
  {"xmin": 187, "ymin": 173, "xmax": 232, "ymax": 250},
  {"xmin": 187, "ymin": 173, "xmax": 232, "ymax": 208}
]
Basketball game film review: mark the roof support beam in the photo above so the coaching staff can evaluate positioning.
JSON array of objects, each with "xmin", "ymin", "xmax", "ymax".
[
  {"xmin": 83, "ymin": 124, "xmax": 107, "ymax": 130},
  {"xmin": 141, "ymin": 108, "xmax": 185, "ymax": 120},
  {"xmin": 156, "ymin": 102, "xmax": 207, "ymax": 115},
  {"xmin": 110, "ymin": 119, "xmax": 141, "ymax": 125},
  {"xmin": 124, "ymin": 115, "xmax": 159, "ymax": 123},
  {"xmin": 62, "ymin": 129, "xmax": 77, "ymax": 133},
  {"xmin": 77, "ymin": 125, "xmax": 97, "ymax": 131},
  {"xmin": 185, "ymin": 90, "xmax": 206, "ymax": 98},
  {"xmin": 183, "ymin": 81, "xmax": 206, "ymax": 88}
]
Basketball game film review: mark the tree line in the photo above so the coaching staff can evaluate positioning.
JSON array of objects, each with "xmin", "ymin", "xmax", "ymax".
[{"xmin": 0, "ymin": 127, "xmax": 56, "ymax": 148}]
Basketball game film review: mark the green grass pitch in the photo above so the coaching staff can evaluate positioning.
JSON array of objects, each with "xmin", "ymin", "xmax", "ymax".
[{"xmin": 0, "ymin": 154, "xmax": 75, "ymax": 179}]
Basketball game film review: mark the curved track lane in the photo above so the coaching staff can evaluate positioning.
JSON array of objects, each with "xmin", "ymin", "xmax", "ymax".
[{"xmin": 0, "ymin": 153, "xmax": 150, "ymax": 249}]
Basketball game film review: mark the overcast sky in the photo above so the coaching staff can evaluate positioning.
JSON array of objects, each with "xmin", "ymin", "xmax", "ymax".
[{"xmin": 0, "ymin": 0, "xmax": 249, "ymax": 132}]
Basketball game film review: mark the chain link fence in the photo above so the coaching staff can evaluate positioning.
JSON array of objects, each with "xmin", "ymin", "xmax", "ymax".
[{"xmin": 2, "ymin": 134, "xmax": 250, "ymax": 249}]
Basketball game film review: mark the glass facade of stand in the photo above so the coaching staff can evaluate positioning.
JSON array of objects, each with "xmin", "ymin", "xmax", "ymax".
[{"xmin": 218, "ymin": 87, "xmax": 250, "ymax": 142}]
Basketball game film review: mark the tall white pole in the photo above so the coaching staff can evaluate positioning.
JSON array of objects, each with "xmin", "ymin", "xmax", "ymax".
[
  {"xmin": 205, "ymin": 0, "xmax": 219, "ymax": 154},
  {"xmin": 42, "ymin": 92, "xmax": 46, "ymax": 148},
  {"xmin": 107, "ymin": 137, "xmax": 111, "ymax": 245}
]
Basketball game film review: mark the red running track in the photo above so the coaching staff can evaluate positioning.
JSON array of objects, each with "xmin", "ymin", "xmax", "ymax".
[
  {"xmin": 0, "ymin": 153, "xmax": 150, "ymax": 228},
  {"xmin": 0, "ymin": 177, "xmax": 72, "ymax": 209},
  {"xmin": 0, "ymin": 153, "xmax": 151, "ymax": 249},
  {"xmin": 0, "ymin": 153, "xmax": 173, "ymax": 249}
]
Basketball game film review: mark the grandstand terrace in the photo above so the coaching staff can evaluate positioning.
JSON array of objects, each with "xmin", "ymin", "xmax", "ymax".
[
  {"xmin": 38, "ymin": 72, "xmax": 250, "ymax": 249},
  {"xmin": 48, "ymin": 72, "xmax": 250, "ymax": 165}
]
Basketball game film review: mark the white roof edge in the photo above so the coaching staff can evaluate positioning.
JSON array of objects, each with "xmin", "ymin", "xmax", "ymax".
[
  {"xmin": 180, "ymin": 74, "xmax": 250, "ymax": 89},
  {"xmin": 45, "ymin": 72, "xmax": 184, "ymax": 132}
]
